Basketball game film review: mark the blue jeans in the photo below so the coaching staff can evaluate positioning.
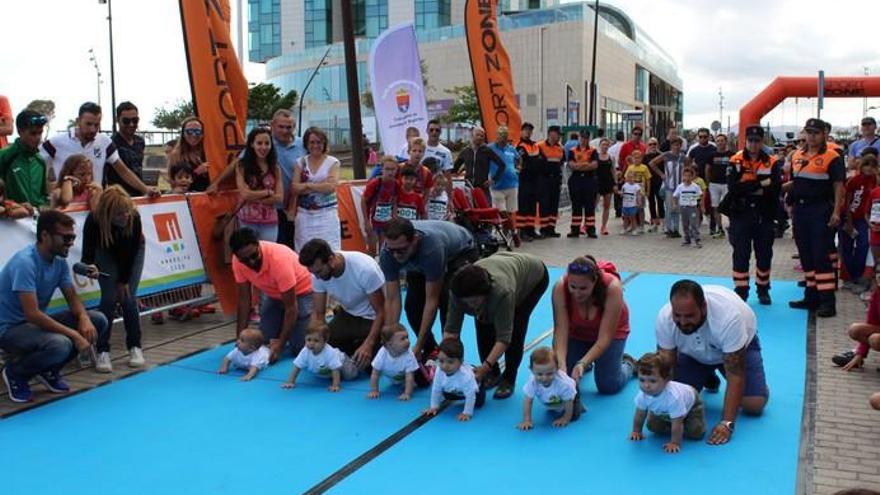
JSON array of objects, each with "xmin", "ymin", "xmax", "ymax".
[
  {"xmin": 0, "ymin": 310, "xmax": 109, "ymax": 380},
  {"xmin": 566, "ymin": 337, "xmax": 632, "ymax": 395},
  {"xmin": 839, "ymin": 218, "xmax": 869, "ymax": 282},
  {"xmin": 240, "ymin": 221, "xmax": 279, "ymax": 243},
  {"xmin": 260, "ymin": 292, "xmax": 313, "ymax": 357},
  {"xmin": 96, "ymin": 244, "xmax": 145, "ymax": 353}
]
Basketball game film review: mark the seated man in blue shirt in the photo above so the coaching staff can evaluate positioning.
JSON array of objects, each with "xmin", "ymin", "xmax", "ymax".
[{"xmin": 0, "ymin": 210, "xmax": 109, "ymax": 402}]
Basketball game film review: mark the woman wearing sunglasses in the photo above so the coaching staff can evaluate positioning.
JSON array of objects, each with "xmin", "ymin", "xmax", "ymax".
[
  {"xmin": 552, "ymin": 255, "xmax": 636, "ymax": 396},
  {"xmin": 167, "ymin": 117, "xmax": 209, "ymax": 192}
]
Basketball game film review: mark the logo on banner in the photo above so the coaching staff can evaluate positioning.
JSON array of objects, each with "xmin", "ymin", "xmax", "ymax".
[
  {"xmin": 396, "ymin": 88, "xmax": 411, "ymax": 113},
  {"xmin": 154, "ymin": 212, "xmax": 185, "ymax": 253}
]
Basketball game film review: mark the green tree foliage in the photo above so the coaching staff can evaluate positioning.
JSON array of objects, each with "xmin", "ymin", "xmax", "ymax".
[
  {"xmin": 441, "ymin": 85, "xmax": 480, "ymax": 126},
  {"xmin": 248, "ymin": 83, "xmax": 298, "ymax": 122},
  {"xmin": 152, "ymin": 100, "xmax": 195, "ymax": 130}
]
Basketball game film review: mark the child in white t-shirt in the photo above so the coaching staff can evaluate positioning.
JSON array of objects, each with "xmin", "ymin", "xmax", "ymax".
[
  {"xmin": 369, "ymin": 324, "xmax": 420, "ymax": 401},
  {"xmin": 620, "ymin": 170, "xmax": 644, "ymax": 235},
  {"xmin": 672, "ymin": 166, "xmax": 703, "ymax": 247},
  {"xmin": 218, "ymin": 328, "xmax": 271, "ymax": 381},
  {"xmin": 427, "ymin": 173, "xmax": 451, "ymax": 221},
  {"xmin": 517, "ymin": 347, "xmax": 580, "ymax": 430},
  {"xmin": 424, "ymin": 338, "xmax": 486, "ymax": 422},
  {"xmin": 282, "ymin": 322, "xmax": 359, "ymax": 392},
  {"xmin": 629, "ymin": 352, "xmax": 706, "ymax": 453}
]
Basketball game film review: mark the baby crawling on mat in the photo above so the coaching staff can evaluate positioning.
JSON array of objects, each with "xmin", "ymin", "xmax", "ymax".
[
  {"xmin": 282, "ymin": 322, "xmax": 359, "ymax": 392},
  {"xmin": 218, "ymin": 328, "xmax": 271, "ymax": 381}
]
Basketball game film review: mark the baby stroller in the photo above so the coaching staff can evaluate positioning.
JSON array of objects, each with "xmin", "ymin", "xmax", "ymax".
[{"xmin": 452, "ymin": 182, "xmax": 514, "ymax": 258}]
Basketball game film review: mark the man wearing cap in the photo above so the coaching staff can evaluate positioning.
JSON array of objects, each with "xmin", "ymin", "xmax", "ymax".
[
  {"xmin": 786, "ymin": 118, "xmax": 846, "ymax": 317},
  {"xmin": 536, "ymin": 125, "xmax": 565, "ymax": 238},
  {"xmin": 567, "ymin": 130, "xmax": 599, "ymax": 238},
  {"xmin": 849, "ymin": 117, "xmax": 880, "ymax": 170},
  {"xmin": 0, "ymin": 110, "xmax": 51, "ymax": 209},
  {"xmin": 516, "ymin": 122, "xmax": 542, "ymax": 240},
  {"xmin": 725, "ymin": 126, "xmax": 781, "ymax": 305}
]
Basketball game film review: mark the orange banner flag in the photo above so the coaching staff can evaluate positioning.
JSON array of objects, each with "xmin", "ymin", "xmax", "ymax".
[
  {"xmin": 179, "ymin": 0, "xmax": 249, "ymax": 315},
  {"xmin": 464, "ymin": 0, "xmax": 522, "ymax": 143}
]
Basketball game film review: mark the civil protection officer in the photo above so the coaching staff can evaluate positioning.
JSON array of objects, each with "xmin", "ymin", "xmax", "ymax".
[
  {"xmin": 787, "ymin": 118, "xmax": 845, "ymax": 317},
  {"xmin": 537, "ymin": 125, "xmax": 565, "ymax": 238},
  {"xmin": 725, "ymin": 126, "xmax": 781, "ymax": 305},
  {"xmin": 567, "ymin": 130, "xmax": 599, "ymax": 238},
  {"xmin": 516, "ymin": 122, "xmax": 542, "ymax": 241}
]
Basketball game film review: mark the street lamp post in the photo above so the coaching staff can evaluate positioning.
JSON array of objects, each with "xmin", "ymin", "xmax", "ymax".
[
  {"xmin": 297, "ymin": 47, "xmax": 332, "ymax": 137},
  {"xmin": 98, "ymin": 0, "xmax": 117, "ymax": 131},
  {"xmin": 88, "ymin": 49, "xmax": 103, "ymax": 107}
]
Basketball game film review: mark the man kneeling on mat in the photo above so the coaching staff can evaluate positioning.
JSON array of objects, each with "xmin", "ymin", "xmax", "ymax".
[
  {"xmin": 655, "ymin": 280, "xmax": 769, "ymax": 445},
  {"xmin": 629, "ymin": 352, "xmax": 706, "ymax": 453}
]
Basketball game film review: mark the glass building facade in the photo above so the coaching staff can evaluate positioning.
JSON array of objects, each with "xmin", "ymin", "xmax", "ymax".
[
  {"xmin": 248, "ymin": 0, "xmax": 281, "ymax": 63},
  {"xmin": 415, "ymin": 0, "xmax": 451, "ymax": 30},
  {"xmin": 354, "ymin": 0, "xmax": 389, "ymax": 39},
  {"xmin": 304, "ymin": 0, "xmax": 333, "ymax": 48}
]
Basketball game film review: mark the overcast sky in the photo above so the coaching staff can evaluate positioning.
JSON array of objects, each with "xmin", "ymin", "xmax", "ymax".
[{"xmin": 1, "ymin": 0, "xmax": 878, "ymax": 135}]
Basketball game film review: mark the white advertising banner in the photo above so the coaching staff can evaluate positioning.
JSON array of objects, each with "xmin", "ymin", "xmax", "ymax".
[
  {"xmin": 369, "ymin": 23, "xmax": 429, "ymax": 156},
  {"xmin": 0, "ymin": 195, "xmax": 208, "ymax": 311}
]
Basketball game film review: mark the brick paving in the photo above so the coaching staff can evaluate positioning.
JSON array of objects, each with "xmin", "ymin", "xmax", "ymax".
[{"xmin": 2, "ymin": 211, "xmax": 879, "ymax": 494}]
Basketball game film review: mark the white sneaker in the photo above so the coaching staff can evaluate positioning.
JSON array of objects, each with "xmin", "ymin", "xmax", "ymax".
[
  {"xmin": 95, "ymin": 352, "xmax": 113, "ymax": 373},
  {"xmin": 128, "ymin": 347, "xmax": 145, "ymax": 368}
]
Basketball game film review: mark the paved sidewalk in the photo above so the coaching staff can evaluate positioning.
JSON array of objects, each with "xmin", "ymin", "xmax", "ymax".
[{"xmin": 2, "ymin": 214, "xmax": 878, "ymax": 494}]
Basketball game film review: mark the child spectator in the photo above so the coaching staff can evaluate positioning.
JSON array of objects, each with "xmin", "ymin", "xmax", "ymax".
[
  {"xmin": 169, "ymin": 162, "xmax": 195, "ymax": 194},
  {"xmin": 0, "ymin": 178, "xmax": 31, "ymax": 219},
  {"xmin": 403, "ymin": 137, "xmax": 434, "ymax": 201},
  {"xmin": 282, "ymin": 322, "xmax": 359, "ymax": 392},
  {"xmin": 517, "ymin": 347, "xmax": 580, "ymax": 430},
  {"xmin": 626, "ymin": 149, "xmax": 651, "ymax": 233},
  {"xmin": 424, "ymin": 337, "xmax": 485, "ymax": 422},
  {"xmin": 673, "ymin": 166, "xmax": 703, "ymax": 248},
  {"xmin": 629, "ymin": 352, "xmax": 706, "ymax": 454},
  {"xmin": 397, "ymin": 167, "xmax": 426, "ymax": 221},
  {"xmin": 396, "ymin": 126, "xmax": 421, "ymax": 161},
  {"xmin": 620, "ymin": 170, "xmax": 643, "ymax": 236},
  {"xmin": 217, "ymin": 328, "xmax": 270, "ymax": 381},
  {"xmin": 361, "ymin": 156, "xmax": 400, "ymax": 253},
  {"xmin": 368, "ymin": 324, "xmax": 420, "ymax": 401},
  {"xmin": 840, "ymin": 155, "xmax": 877, "ymax": 295},
  {"xmin": 53, "ymin": 153, "xmax": 102, "ymax": 211},
  {"xmin": 833, "ymin": 264, "xmax": 880, "ymax": 371},
  {"xmin": 427, "ymin": 172, "xmax": 451, "ymax": 221}
]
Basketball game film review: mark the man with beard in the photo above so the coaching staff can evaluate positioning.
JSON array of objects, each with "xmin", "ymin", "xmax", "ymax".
[
  {"xmin": 298, "ymin": 238, "xmax": 386, "ymax": 371},
  {"xmin": 654, "ymin": 280, "xmax": 769, "ymax": 445}
]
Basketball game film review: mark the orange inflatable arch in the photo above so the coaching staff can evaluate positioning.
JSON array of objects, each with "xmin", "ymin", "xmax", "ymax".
[{"xmin": 738, "ymin": 76, "xmax": 880, "ymax": 147}]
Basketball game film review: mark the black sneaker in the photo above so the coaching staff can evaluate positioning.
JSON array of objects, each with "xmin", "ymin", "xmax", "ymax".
[
  {"xmin": 2, "ymin": 367, "xmax": 33, "ymax": 403},
  {"xmin": 816, "ymin": 303, "xmax": 836, "ymax": 318},
  {"xmin": 704, "ymin": 372, "xmax": 721, "ymax": 393},
  {"xmin": 757, "ymin": 290, "xmax": 772, "ymax": 305},
  {"xmin": 492, "ymin": 379, "xmax": 514, "ymax": 400},
  {"xmin": 671, "ymin": 231, "xmax": 682, "ymax": 238},
  {"xmin": 35, "ymin": 370, "xmax": 70, "ymax": 393},
  {"xmin": 797, "ymin": 280, "xmax": 806, "ymax": 288},
  {"xmin": 831, "ymin": 351, "xmax": 856, "ymax": 367},
  {"xmin": 789, "ymin": 299, "xmax": 817, "ymax": 310}
]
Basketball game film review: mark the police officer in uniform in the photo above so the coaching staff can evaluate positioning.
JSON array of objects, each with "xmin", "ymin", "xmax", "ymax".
[
  {"xmin": 787, "ymin": 118, "xmax": 845, "ymax": 317},
  {"xmin": 567, "ymin": 130, "xmax": 599, "ymax": 238},
  {"xmin": 726, "ymin": 126, "xmax": 781, "ymax": 304},
  {"xmin": 516, "ymin": 122, "xmax": 542, "ymax": 241},
  {"xmin": 537, "ymin": 125, "xmax": 565, "ymax": 238}
]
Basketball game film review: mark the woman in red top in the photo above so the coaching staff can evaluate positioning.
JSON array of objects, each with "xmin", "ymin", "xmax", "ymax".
[{"xmin": 552, "ymin": 255, "xmax": 636, "ymax": 395}]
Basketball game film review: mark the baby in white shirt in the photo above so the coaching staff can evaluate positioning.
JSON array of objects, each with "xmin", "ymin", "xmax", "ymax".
[
  {"xmin": 424, "ymin": 338, "xmax": 485, "ymax": 422},
  {"xmin": 629, "ymin": 352, "xmax": 706, "ymax": 454},
  {"xmin": 517, "ymin": 347, "xmax": 580, "ymax": 430},
  {"xmin": 282, "ymin": 322, "xmax": 359, "ymax": 392},
  {"xmin": 369, "ymin": 324, "xmax": 420, "ymax": 401},
  {"xmin": 218, "ymin": 328, "xmax": 271, "ymax": 381}
]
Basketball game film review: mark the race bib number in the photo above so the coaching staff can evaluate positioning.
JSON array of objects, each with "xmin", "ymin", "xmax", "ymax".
[
  {"xmin": 398, "ymin": 206, "xmax": 418, "ymax": 220},
  {"xmin": 871, "ymin": 202, "xmax": 880, "ymax": 224},
  {"xmin": 373, "ymin": 203, "xmax": 393, "ymax": 222}
]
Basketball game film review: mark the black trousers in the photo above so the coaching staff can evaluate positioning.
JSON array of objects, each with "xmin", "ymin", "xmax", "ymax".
[
  {"xmin": 728, "ymin": 205, "xmax": 775, "ymax": 294},
  {"xmin": 648, "ymin": 183, "xmax": 665, "ymax": 220},
  {"xmin": 539, "ymin": 171, "xmax": 562, "ymax": 231},
  {"xmin": 793, "ymin": 201, "xmax": 836, "ymax": 304},
  {"xmin": 276, "ymin": 209, "xmax": 295, "ymax": 249},
  {"xmin": 404, "ymin": 248, "xmax": 480, "ymax": 357},
  {"xmin": 475, "ymin": 266, "xmax": 549, "ymax": 384},
  {"xmin": 517, "ymin": 173, "xmax": 543, "ymax": 232},
  {"xmin": 568, "ymin": 176, "xmax": 598, "ymax": 230}
]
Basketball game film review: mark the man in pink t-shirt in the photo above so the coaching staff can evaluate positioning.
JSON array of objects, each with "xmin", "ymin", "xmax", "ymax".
[
  {"xmin": 0, "ymin": 95, "xmax": 12, "ymax": 149},
  {"xmin": 230, "ymin": 228, "xmax": 313, "ymax": 363}
]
